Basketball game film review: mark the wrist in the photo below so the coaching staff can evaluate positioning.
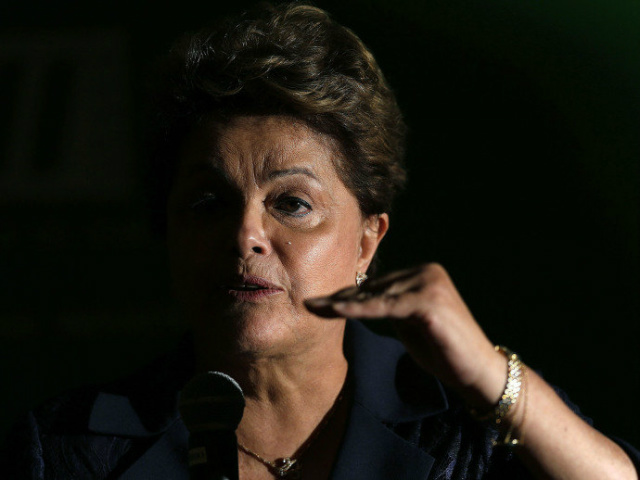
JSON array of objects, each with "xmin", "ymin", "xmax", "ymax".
[
  {"xmin": 467, "ymin": 346, "xmax": 529, "ymax": 447},
  {"xmin": 459, "ymin": 347, "xmax": 509, "ymax": 411}
]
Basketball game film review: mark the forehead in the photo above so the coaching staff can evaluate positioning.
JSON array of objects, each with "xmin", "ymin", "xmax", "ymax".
[{"xmin": 179, "ymin": 115, "xmax": 342, "ymax": 180}]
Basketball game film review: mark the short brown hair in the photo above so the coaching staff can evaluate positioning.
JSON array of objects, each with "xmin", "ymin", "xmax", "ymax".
[{"xmin": 150, "ymin": 2, "xmax": 406, "ymax": 229}]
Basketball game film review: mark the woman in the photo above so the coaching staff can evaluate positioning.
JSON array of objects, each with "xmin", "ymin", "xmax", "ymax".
[{"xmin": 3, "ymin": 3, "xmax": 639, "ymax": 479}]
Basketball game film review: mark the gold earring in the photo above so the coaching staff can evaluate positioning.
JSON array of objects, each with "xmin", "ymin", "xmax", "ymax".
[{"xmin": 356, "ymin": 272, "xmax": 368, "ymax": 287}]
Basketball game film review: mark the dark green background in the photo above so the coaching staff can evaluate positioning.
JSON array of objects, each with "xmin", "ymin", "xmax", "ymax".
[{"xmin": 1, "ymin": 0, "xmax": 638, "ymax": 447}]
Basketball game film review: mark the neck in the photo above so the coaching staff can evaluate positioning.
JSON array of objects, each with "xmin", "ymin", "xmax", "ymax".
[{"xmin": 193, "ymin": 320, "xmax": 349, "ymax": 459}]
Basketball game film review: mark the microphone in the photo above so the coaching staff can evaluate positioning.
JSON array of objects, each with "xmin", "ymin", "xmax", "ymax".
[{"xmin": 179, "ymin": 372, "xmax": 245, "ymax": 480}]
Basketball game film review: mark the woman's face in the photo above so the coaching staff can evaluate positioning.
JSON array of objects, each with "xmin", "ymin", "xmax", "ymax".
[{"xmin": 167, "ymin": 115, "xmax": 387, "ymax": 358}]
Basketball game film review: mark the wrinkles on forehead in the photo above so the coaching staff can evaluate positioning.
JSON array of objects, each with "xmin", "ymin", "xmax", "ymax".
[{"xmin": 180, "ymin": 115, "xmax": 344, "ymax": 191}]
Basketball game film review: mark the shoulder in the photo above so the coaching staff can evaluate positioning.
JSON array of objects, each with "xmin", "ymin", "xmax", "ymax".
[
  {"xmin": 345, "ymin": 323, "xmax": 640, "ymax": 479},
  {"xmin": 0, "ymin": 386, "xmax": 132, "ymax": 480},
  {"xmin": 0, "ymin": 338, "xmax": 193, "ymax": 479},
  {"xmin": 345, "ymin": 321, "xmax": 532, "ymax": 479}
]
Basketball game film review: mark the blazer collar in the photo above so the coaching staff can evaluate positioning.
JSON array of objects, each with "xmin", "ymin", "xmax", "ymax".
[
  {"xmin": 88, "ymin": 323, "xmax": 447, "ymax": 433},
  {"xmin": 88, "ymin": 335, "xmax": 195, "ymax": 437},
  {"xmin": 87, "ymin": 322, "xmax": 449, "ymax": 479},
  {"xmin": 344, "ymin": 320, "xmax": 448, "ymax": 423},
  {"xmin": 330, "ymin": 321, "xmax": 447, "ymax": 480}
]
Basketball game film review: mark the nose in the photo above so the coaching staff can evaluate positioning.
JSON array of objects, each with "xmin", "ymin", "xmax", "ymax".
[{"xmin": 233, "ymin": 203, "xmax": 271, "ymax": 257}]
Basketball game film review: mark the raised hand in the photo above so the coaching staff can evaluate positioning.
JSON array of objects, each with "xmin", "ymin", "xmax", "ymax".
[
  {"xmin": 305, "ymin": 263, "xmax": 507, "ymax": 409},
  {"xmin": 307, "ymin": 263, "xmax": 639, "ymax": 479}
]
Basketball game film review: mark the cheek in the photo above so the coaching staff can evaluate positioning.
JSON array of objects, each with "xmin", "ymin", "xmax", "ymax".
[{"xmin": 280, "ymin": 219, "xmax": 361, "ymax": 296}]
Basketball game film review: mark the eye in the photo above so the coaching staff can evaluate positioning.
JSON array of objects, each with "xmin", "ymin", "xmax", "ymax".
[
  {"xmin": 274, "ymin": 196, "xmax": 312, "ymax": 217},
  {"xmin": 189, "ymin": 193, "xmax": 219, "ymax": 213}
]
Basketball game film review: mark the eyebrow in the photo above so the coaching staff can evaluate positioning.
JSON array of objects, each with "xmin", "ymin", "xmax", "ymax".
[
  {"xmin": 267, "ymin": 167, "xmax": 319, "ymax": 182},
  {"xmin": 184, "ymin": 163, "xmax": 321, "ymax": 186}
]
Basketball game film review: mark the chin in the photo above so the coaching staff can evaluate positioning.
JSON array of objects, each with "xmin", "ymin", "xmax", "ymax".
[{"xmin": 193, "ymin": 303, "xmax": 309, "ymax": 358}]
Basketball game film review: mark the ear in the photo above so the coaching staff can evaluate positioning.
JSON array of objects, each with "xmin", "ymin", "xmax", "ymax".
[{"xmin": 357, "ymin": 213, "xmax": 389, "ymax": 273}]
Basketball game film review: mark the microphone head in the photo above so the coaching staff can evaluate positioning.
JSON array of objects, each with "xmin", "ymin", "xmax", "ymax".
[{"xmin": 179, "ymin": 371, "xmax": 245, "ymax": 433}]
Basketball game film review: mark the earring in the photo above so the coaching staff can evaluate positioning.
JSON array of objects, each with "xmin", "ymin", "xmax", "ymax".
[{"xmin": 356, "ymin": 272, "xmax": 368, "ymax": 287}]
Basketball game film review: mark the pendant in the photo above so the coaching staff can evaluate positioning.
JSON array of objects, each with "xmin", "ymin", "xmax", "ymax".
[{"xmin": 273, "ymin": 457, "xmax": 301, "ymax": 479}]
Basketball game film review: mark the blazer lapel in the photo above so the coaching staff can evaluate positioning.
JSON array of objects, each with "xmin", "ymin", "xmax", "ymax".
[
  {"xmin": 88, "ymin": 391, "xmax": 189, "ymax": 478},
  {"xmin": 85, "ymin": 324, "xmax": 448, "ymax": 479},
  {"xmin": 88, "ymin": 392, "xmax": 159, "ymax": 437},
  {"xmin": 86, "ymin": 337, "xmax": 195, "ymax": 477},
  {"xmin": 331, "ymin": 402, "xmax": 435, "ymax": 480},
  {"xmin": 332, "ymin": 321, "xmax": 450, "ymax": 480},
  {"xmin": 119, "ymin": 419, "xmax": 190, "ymax": 480}
]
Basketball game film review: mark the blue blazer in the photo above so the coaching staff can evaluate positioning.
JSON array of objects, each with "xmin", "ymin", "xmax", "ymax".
[{"xmin": 3, "ymin": 321, "xmax": 639, "ymax": 479}]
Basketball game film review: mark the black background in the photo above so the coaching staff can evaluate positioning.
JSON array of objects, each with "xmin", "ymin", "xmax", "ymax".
[{"xmin": 1, "ymin": 0, "xmax": 638, "ymax": 447}]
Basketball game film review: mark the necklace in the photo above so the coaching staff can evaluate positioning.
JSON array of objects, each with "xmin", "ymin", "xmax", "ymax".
[{"xmin": 237, "ymin": 381, "xmax": 347, "ymax": 479}]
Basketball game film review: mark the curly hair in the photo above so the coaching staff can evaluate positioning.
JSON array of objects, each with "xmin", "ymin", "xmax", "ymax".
[{"xmin": 150, "ymin": 2, "xmax": 406, "ymax": 230}]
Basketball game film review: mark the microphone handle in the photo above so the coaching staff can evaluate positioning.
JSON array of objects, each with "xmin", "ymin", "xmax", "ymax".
[{"xmin": 187, "ymin": 430, "xmax": 239, "ymax": 480}]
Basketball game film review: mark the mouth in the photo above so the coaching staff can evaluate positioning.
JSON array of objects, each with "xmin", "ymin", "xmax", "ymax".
[
  {"xmin": 221, "ymin": 275, "xmax": 283, "ymax": 301},
  {"xmin": 223, "ymin": 275, "xmax": 281, "ymax": 290},
  {"xmin": 229, "ymin": 285, "xmax": 266, "ymax": 291}
]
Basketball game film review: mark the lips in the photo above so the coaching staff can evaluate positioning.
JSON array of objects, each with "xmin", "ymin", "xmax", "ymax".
[
  {"xmin": 221, "ymin": 275, "xmax": 283, "ymax": 301},
  {"xmin": 231, "ymin": 285, "xmax": 265, "ymax": 291},
  {"xmin": 224, "ymin": 275, "xmax": 281, "ymax": 290}
]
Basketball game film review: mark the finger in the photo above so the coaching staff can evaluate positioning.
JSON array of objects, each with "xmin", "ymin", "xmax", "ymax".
[
  {"xmin": 305, "ymin": 264, "xmax": 432, "ymax": 316},
  {"xmin": 321, "ymin": 268, "xmax": 423, "ymax": 304},
  {"xmin": 303, "ymin": 299, "xmax": 345, "ymax": 318},
  {"xmin": 361, "ymin": 266, "xmax": 424, "ymax": 294},
  {"xmin": 304, "ymin": 290, "xmax": 380, "ymax": 316},
  {"xmin": 330, "ymin": 291, "xmax": 424, "ymax": 321},
  {"xmin": 305, "ymin": 290, "xmax": 380, "ymax": 317}
]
